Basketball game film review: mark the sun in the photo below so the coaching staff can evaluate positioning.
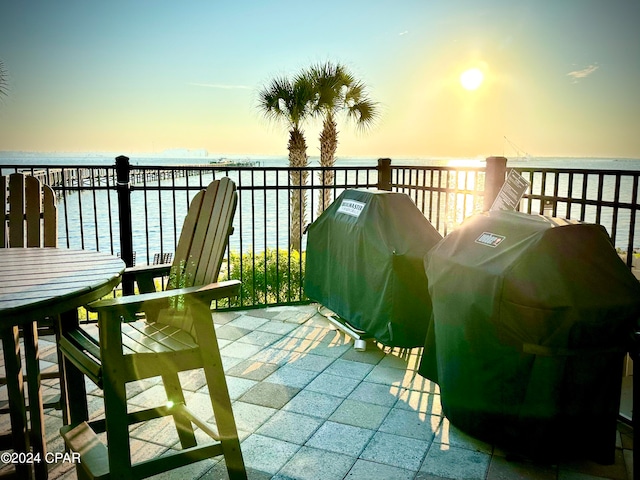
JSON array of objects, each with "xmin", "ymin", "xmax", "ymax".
[{"xmin": 460, "ymin": 68, "xmax": 484, "ymax": 90}]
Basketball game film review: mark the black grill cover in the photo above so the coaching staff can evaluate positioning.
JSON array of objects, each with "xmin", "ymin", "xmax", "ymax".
[
  {"xmin": 304, "ymin": 189, "xmax": 443, "ymax": 347},
  {"xmin": 418, "ymin": 210, "xmax": 640, "ymax": 462}
]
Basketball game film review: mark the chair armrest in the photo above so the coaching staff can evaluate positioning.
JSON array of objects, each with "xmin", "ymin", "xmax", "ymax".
[
  {"xmin": 124, "ymin": 263, "xmax": 172, "ymax": 277},
  {"xmin": 86, "ymin": 280, "xmax": 241, "ymax": 316},
  {"xmin": 123, "ymin": 264, "xmax": 173, "ymax": 293}
]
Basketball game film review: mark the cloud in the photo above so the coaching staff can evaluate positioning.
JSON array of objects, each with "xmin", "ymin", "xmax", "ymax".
[
  {"xmin": 566, "ymin": 64, "xmax": 600, "ymax": 82},
  {"xmin": 189, "ymin": 83, "xmax": 251, "ymax": 90},
  {"xmin": 398, "ymin": 30, "xmax": 409, "ymax": 36}
]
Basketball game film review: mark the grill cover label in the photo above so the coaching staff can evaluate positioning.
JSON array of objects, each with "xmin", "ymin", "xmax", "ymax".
[
  {"xmin": 337, "ymin": 199, "xmax": 366, "ymax": 218},
  {"xmin": 475, "ymin": 232, "xmax": 506, "ymax": 247}
]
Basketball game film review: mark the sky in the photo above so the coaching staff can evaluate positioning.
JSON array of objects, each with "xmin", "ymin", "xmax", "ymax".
[{"xmin": 1, "ymin": 0, "xmax": 639, "ymax": 159}]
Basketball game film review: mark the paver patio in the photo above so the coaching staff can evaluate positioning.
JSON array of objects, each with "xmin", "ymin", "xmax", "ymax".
[{"xmin": 0, "ymin": 304, "xmax": 634, "ymax": 479}]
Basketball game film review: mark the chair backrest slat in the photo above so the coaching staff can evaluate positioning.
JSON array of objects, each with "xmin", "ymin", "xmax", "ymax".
[
  {"xmin": 2, "ymin": 173, "xmax": 57, "ymax": 248},
  {"xmin": 1, "ymin": 175, "xmax": 7, "ymax": 248},
  {"xmin": 168, "ymin": 177, "xmax": 237, "ymax": 290},
  {"xmin": 43, "ymin": 185, "xmax": 57, "ymax": 247}
]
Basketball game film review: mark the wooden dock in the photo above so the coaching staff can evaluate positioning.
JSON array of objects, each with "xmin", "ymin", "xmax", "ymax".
[{"xmin": 24, "ymin": 167, "xmax": 202, "ymax": 189}]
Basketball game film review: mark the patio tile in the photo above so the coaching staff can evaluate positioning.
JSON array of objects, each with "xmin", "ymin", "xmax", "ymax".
[
  {"xmin": 379, "ymin": 407, "xmax": 441, "ymax": 442},
  {"xmin": 244, "ymin": 309, "xmax": 282, "ymax": 320},
  {"xmin": 221, "ymin": 355, "xmax": 244, "ymax": 371},
  {"xmin": 433, "ymin": 417, "xmax": 493, "ymax": 454},
  {"xmin": 271, "ymin": 335, "xmax": 319, "ymax": 353},
  {"xmin": 365, "ymin": 364, "xmax": 416, "ymax": 387},
  {"xmin": 212, "ymin": 311, "xmax": 242, "ymax": 325},
  {"xmin": 228, "ymin": 314, "xmax": 271, "ymax": 331},
  {"xmin": 240, "ymin": 434, "xmax": 300, "ymax": 475},
  {"xmin": 226, "ymin": 359, "xmax": 280, "ymax": 381},
  {"xmin": 304, "ymin": 372, "xmax": 360, "ymax": 397},
  {"xmin": 324, "ymin": 358, "xmax": 375, "ymax": 380},
  {"xmin": 378, "ymin": 348, "xmax": 423, "ymax": 370},
  {"xmin": 348, "ymin": 381, "xmax": 402, "ymax": 407},
  {"xmin": 216, "ymin": 338, "xmax": 233, "ymax": 350},
  {"xmin": 146, "ymin": 457, "xmax": 220, "ymax": 480},
  {"xmin": 228, "ymin": 401, "xmax": 277, "ymax": 433},
  {"xmin": 250, "ymin": 346, "xmax": 297, "ymax": 365},
  {"xmin": 215, "ymin": 324, "xmax": 251, "ymax": 341},
  {"xmin": 360, "ymin": 431, "xmax": 430, "ymax": 471},
  {"xmin": 238, "ymin": 330, "xmax": 283, "ymax": 347},
  {"xmin": 128, "ymin": 384, "xmax": 168, "ymax": 409},
  {"xmin": 485, "ymin": 455, "xmax": 557, "ymax": 480},
  {"xmin": 256, "ymin": 410, "xmax": 323, "ymax": 445},
  {"xmin": 274, "ymin": 446, "xmax": 355, "ymax": 480},
  {"xmin": 418, "ymin": 444, "xmax": 492, "ymax": 480},
  {"xmin": 304, "ymin": 341, "xmax": 352, "ymax": 358},
  {"xmin": 264, "ymin": 364, "xmax": 317, "ymax": 388},
  {"xmin": 558, "ymin": 447, "xmax": 629, "ymax": 480},
  {"xmin": 396, "ymin": 388, "xmax": 443, "ymax": 416},
  {"xmin": 130, "ymin": 415, "xmax": 182, "ymax": 447},
  {"xmin": 288, "ymin": 324, "xmax": 335, "ymax": 341},
  {"xmin": 305, "ymin": 421, "xmax": 374, "ymax": 457},
  {"xmin": 220, "ymin": 341, "xmax": 264, "ymax": 359},
  {"xmin": 202, "ymin": 463, "xmax": 273, "ymax": 480},
  {"xmin": 285, "ymin": 351, "xmax": 336, "ymax": 372},
  {"xmin": 271, "ymin": 306, "xmax": 318, "ymax": 324},
  {"xmin": 239, "ymin": 382, "xmax": 300, "ymax": 409},
  {"xmin": 256, "ymin": 320, "xmax": 299, "ymax": 336},
  {"xmin": 345, "ymin": 459, "xmax": 416, "ymax": 480},
  {"xmin": 178, "ymin": 369, "xmax": 209, "ymax": 392},
  {"xmin": 224, "ymin": 376, "xmax": 258, "ymax": 400},
  {"xmin": 329, "ymin": 398, "xmax": 391, "ymax": 430},
  {"xmin": 281, "ymin": 390, "xmax": 343, "ymax": 419},
  {"xmin": 340, "ymin": 344, "xmax": 387, "ymax": 364}
]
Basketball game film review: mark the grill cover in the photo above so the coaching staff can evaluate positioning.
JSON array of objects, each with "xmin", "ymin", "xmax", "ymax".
[
  {"xmin": 418, "ymin": 210, "xmax": 640, "ymax": 462},
  {"xmin": 304, "ymin": 189, "xmax": 442, "ymax": 347}
]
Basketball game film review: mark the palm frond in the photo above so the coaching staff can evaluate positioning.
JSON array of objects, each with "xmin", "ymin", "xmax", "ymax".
[
  {"xmin": 346, "ymin": 98, "xmax": 380, "ymax": 131},
  {"xmin": 0, "ymin": 60, "xmax": 8, "ymax": 98}
]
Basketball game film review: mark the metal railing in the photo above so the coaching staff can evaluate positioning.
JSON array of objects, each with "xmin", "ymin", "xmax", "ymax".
[
  {"xmin": 3, "ymin": 157, "xmax": 638, "ymax": 309},
  {"xmin": 515, "ymin": 167, "xmax": 640, "ymax": 268}
]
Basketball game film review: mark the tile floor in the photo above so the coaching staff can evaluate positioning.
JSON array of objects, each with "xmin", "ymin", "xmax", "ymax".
[{"xmin": 0, "ymin": 304, "xmax": 634, "ymax": 479}]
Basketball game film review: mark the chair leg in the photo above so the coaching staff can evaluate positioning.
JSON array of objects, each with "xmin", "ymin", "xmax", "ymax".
[
  {"xmin": 22, "ymin": 321, "xmax": 48, "ymax": 480},
  {"xmin": 201, "ymin": 350, "xmax": 246, "ymax": 479},
  {"xmin": 1, "ymin": 325, "xmax": 34, "ymax": 480},
  {"xmin": 55, "ymin": 311, "xmax": 89, "ymax": 425},
  {"xmin": 161, "ymin": 371, "xmax": 197, "ymax": 448},
  {"xmin": 103, "ymin": 374, "xmax": 133, "ymax": 479}
]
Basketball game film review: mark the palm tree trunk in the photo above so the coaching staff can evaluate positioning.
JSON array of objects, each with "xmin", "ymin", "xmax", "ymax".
[
  {"xmin": 288, "ymin": 127, "xmax": 308, "ymax": 252},
  {"xmin": 317, "ymin": 117, "xmax": 338, "ymax": 216}
]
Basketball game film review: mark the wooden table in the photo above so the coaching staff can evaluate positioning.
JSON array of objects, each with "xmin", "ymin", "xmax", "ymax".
[{"xmin": 0, "ymin": 248, "xmax": 124, "ymax": 480}]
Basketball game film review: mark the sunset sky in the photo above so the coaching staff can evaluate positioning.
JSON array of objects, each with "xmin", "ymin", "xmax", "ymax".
[{"xmin": 1, "ymin": 1, "xmax": 639, "ymax": 159}]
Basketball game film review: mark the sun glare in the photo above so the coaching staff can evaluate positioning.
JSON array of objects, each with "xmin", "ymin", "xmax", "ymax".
[{"xmin": 460, "ymin": 68, "xmax": 484, "ymax": 90}]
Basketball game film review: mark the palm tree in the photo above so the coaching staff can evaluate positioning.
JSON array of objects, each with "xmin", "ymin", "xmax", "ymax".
[
  {"xmin": 304, "ymin": 62, "xmax": 379, "ymax": 215},
  {"xmin": 257, "ymin": 75, "xmax": 315, "ymax": 251}
]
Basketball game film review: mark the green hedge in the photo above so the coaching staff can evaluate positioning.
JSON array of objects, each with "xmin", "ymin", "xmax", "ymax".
[{"xmin": 228, "ymin": 248, "xmax": 306, "ymax": 306}]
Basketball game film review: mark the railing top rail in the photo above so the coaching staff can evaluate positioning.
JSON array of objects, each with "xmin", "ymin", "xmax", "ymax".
[
  {"xmin": 514, "ymin": 166, "xmax": 640, "ymax": 176},
  {"xmin": 1, "ymin": 163, "xmax": 380, "ymax": 171}
]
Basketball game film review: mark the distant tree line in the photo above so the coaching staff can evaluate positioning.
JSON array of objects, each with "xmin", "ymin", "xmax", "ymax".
[{"xmin": 257, "ymin": 61, "xmax": 379, "ymax": 251}]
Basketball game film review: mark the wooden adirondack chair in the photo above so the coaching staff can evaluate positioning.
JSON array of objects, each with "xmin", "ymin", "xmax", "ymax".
[
  {"xmin": 1, "ymin": 173, "xmax": 58, "ymax": 403},
  {"xmin": 58, "ymin": 177, "xmax": 247, "ymax": 480},
  {"xmin": 1, "ymin": 173, "xmax": 58, "ymax": 478},
  {"xmin": 1, "ymin": 172, "xmax": 57, "ymax": 248}
]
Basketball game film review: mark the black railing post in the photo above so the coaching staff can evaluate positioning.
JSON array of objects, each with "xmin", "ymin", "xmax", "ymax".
[
  {"xmin": 377, "ymin": 158, "xmax": 392, "ymax": 191},
  {"xmin": 116, "ymin": 155, "xmax": 135, "ymax": 294},
  {"xmin": 483, "ymin": 156, "xmax": 508, "ymax": 211}
]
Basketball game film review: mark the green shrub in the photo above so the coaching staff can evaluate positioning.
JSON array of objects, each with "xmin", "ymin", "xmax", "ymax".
[{"xmin": 227, "ymin": 248, "xmax": 306, "ymax": 306}]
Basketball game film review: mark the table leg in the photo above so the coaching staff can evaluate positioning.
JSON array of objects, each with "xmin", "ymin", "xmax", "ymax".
[
  {"xmin": 22, "ymin": 321, "xmax": 48, "ymax": 480},
  {"xmin": 55, "ymin": 310, "xmax": 89, "ymax": 426},
  {"xmin": 1, "ymin": 325, "xmax": 35, "ymax": 480}
]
